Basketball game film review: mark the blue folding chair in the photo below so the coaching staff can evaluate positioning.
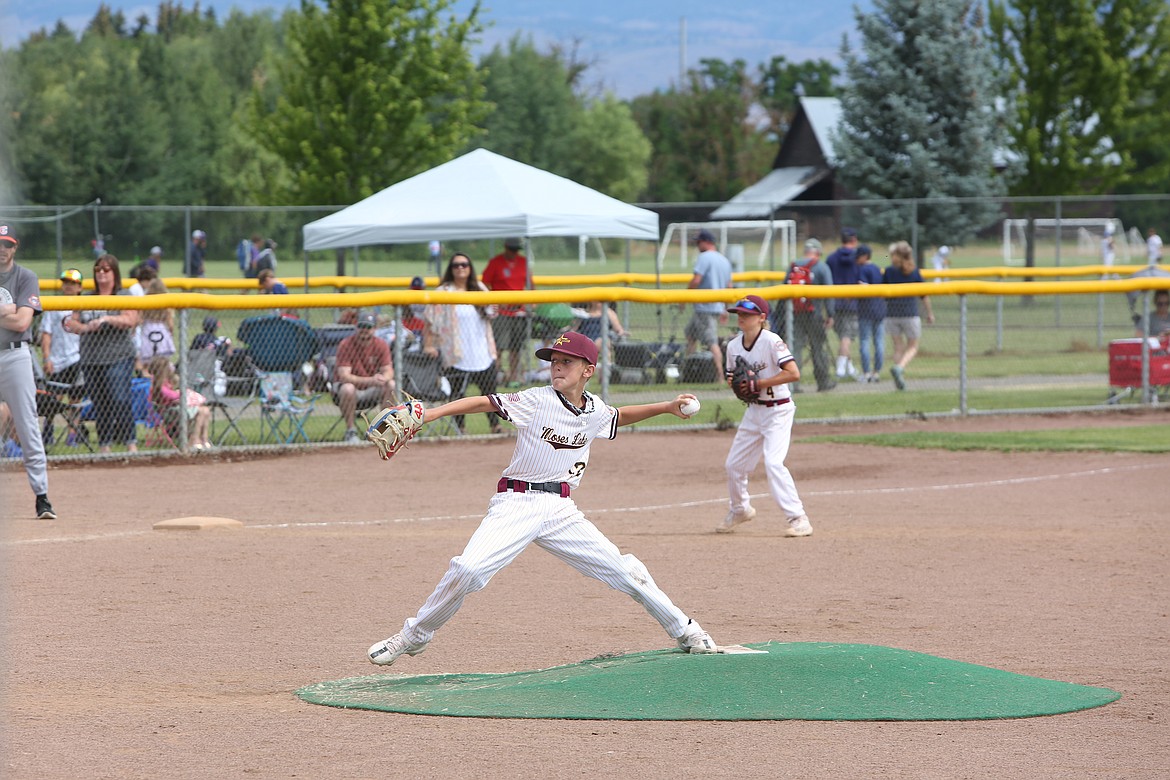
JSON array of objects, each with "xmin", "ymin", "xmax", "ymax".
[{"xmin": 236, "ymin": 316, "xmax": 322, "ymax": 444}]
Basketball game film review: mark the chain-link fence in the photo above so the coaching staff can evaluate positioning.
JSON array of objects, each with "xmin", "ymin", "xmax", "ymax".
[
  {"xmin": 4, "ymin": 194, "xmax": 1170, "ymax": 464},
  {"xmin": 5, "ymin": 273, "xmax": 1167, "ymax": 466}
]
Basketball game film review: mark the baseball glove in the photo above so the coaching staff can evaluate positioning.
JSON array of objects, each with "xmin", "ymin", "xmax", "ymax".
[
  {"xmin": 363, "ymin": 398, "xmax": 426, "ymax": 461},
  {"xmin": 727, "ymin": 356, "xmax": 760, "ymax": 403}
]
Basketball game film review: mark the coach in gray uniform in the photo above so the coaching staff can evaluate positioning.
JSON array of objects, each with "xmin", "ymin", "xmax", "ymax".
[{"xmin": 0, "ymin": 224, "xmax": 55, "ymax": 519}]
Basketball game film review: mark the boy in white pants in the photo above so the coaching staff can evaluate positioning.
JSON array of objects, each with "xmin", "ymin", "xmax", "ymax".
[
  {"xmin": 368, "ymin": 330, "xmax": 718, "ymax": 667},
  {"xmin": 718, "ymin": 295, "xmax": 813, "ymax": 538}
]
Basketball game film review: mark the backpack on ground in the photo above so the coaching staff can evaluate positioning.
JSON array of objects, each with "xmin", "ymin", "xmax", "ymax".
[{"xmin": 788, "ymin": 260, "xmax": 817, "ymax": 314}]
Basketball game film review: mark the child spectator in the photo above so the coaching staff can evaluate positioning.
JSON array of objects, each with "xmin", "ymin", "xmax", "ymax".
[{"xmin": 148, "ymin": 356, "xmax": 211, "ymax": 451}]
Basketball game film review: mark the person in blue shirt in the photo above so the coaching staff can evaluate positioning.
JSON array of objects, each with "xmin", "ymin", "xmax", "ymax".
[
  {"xmin": 826, "ymin": 227, "xmax": 861, "ymax": 379},
  {"xmin": 855, "ymin": 245, "xmax": 886, "ymax": 383},
  {"xmin": 882, "ymin": 241, "xmax": 934, "ymax": 390},
  {"xmin": 681, "ymin": 229, "xmax": 733, "ymax": 375}
]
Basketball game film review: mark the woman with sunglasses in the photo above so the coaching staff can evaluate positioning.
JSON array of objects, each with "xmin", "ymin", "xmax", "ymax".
[
  {"xmin": 422, "ymin": 253, "xmax": 501, "ymax": 434},
  {"xmin": 65, "ymin": 254, "xmax": 141, "ymax": 453}
]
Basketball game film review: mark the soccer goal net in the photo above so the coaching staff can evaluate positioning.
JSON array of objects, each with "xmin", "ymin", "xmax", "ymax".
[
  {"xmin": 658, "ymin": 220, "xmax": 797, "ymax": 273},
  {"xmin": 1001, "ymin": 218, "xmax": 1136, "ymax": 265}
]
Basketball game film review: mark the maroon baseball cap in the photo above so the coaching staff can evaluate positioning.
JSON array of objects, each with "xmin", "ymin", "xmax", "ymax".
[
  {"xmin": 535, "ymin": 331, "xmax": 599, "ymax": 365},
  {"xmin": 727, "ymin": 294, "xmax": 770, "ymax": 317}
]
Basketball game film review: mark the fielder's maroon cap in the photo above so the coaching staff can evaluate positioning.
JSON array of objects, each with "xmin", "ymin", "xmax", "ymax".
[
  {"xmin": 727, "ymin": 294, "xmax": 770, "ymax": 317},
  {"xmin": 0, "ymin": 224, "xmax": 18, "ymax": 246},
  {"xmin": 535, "ymin": 331, "xmax": 599, "ymax": 365}
]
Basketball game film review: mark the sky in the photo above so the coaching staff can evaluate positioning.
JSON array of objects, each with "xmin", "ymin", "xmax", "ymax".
[{"xmin": 2, "ymin": 0, "xmax": 872, "ymax": 99}]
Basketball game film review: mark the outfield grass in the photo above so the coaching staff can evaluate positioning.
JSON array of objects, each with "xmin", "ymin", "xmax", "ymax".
[{"xmin": 804, "ymin": 424, "xmax": 1170, "ymax": 453}]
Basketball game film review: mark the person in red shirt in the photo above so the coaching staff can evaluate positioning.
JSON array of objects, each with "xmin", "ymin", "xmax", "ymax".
[
  {"xmin": 481, "ymin": 238, "xmax": 531, "ymax": 386},
  {"xmin": 333, "ymin": 313, "xmax": 396, "ymax": 443}
]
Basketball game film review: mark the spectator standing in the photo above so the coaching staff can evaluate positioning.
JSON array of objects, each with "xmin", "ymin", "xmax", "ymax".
[
  {"xmin": 137, "ymin": 277, "xmax": 175, "ymax": 367},
  {"xmin": 422, "ymin": 253, "xmax": 501, "ymax": 434},
  {"xmin": 826, "ymin": 227, "xmax": 861, "ymax": 380},
  {"xmin": 481, "ymin": 237, "xmax": 531, "ymax": 387},
  {"xmin": 64, "ymin": 253, "xmax": 140, "ymax": 453},
  {"xmin": 145, "ymin": 245, "xmax": 163, "ymax": 273},
  {"xmin": 783, "ymin": 238, "xmax": 836, "ymax": 392},
  {"xmin": 1102, "ymin": 223, "xmax": 1117, "ymax": 278},
  {"xmin": 0, "ymin": 223, "xmax": 56, "ymax": 519},
  {"xmin": 39, "ymin": 268, "xmax": 84, "ymax": 391},
  {"xmin": 883, "ymin": 240, "xmax": 934, "ymax": 391},
  {"xmin": 929, "ymin": 245, "xmax": 951, "ymax": 283},
  {"xmin": 333, "ymin": 312, "xmax": 396, "ymax": 443},
  {"xmin": 1146, "ymin": 228, "xmax": 1162, "ymax": 265},
  {"xmin": 855, "ymin": 245, "xmax": 886, "ymax": 383},
  {"xmin": 681, "ymin": 229, "xmax": 733, "ymax": 375},
  {"xmin": 188, "ymin": 230, "xmax": 207, "ymax": 278}
]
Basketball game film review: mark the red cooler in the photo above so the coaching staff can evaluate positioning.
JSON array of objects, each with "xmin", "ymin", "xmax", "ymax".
[{"xmin": 1108, "ymin": 337, "xmax": 1170, "ymax": 388}]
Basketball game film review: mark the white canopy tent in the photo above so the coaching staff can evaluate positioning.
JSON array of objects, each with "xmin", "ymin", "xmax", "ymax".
[{"xmin": 302, "ymin": 149, "xmax": 659, "ymax": 250}]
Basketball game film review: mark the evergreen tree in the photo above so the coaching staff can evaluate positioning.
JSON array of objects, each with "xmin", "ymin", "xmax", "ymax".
[
  {"xmin": 835, "ymin": 0, "xmax": 1009, "ymax": 249},
  {"xmin": 253, "ymin": 0, "xmax": 489, "ymax": 206}
]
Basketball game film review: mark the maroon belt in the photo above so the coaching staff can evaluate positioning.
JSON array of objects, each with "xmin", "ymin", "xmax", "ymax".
[
  {"xmin": 497, "ymin": 478, "xmax": 571, "ymax": 498},
  {"xmin": 755, "ymin": 398, "xmax": 791, "ymax": 407}
]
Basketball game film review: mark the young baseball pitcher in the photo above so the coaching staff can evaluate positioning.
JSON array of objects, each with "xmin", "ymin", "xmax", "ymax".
[
  {"xmin": 720, "ymin": 295, "xmax": 813, "ymax": 537},
  {"xmin": 366, "ymin": 330, "xmax": 718, "ymax": 666}
]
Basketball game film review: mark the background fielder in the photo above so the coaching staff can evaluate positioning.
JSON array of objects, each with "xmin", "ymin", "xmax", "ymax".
[
  {"xmin": 719, "ymin": 295, "xmax": 812, "ymax": 537},
  {"xmin": 367, "ymin": 330, "xmax": 717, "ymax": 666}
]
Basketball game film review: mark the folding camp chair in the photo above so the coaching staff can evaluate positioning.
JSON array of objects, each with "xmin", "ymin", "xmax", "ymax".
[
  {"xmin": 255, "ymin": 369, "xmax": 317, "ymax": 444},
  {"xmin": 136, "ymin": 378, "xmax": 180, "ymax": 450},
  {"xmin": 188, "ymin": 349, "xmax": 254, "ymax": 446},
  {"xmin": 400, "ymin": 352, "xmax": 460, "ymax": 438},
  {"xmin": 36, "ymin": 376, "xmax": 93, "ymax": 452},
  {"xmin": 236, "ymin": 315, "xmax": 322, "ymax": 443}
]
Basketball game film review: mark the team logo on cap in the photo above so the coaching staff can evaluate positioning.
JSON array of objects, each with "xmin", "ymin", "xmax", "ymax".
[{"xmin": 553, "ymin": 334, "xmax": 572, "ymax": 348}]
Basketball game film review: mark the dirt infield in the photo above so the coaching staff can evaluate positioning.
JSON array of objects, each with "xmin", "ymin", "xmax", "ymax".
[{"xmin": 3, "ymin": 412, "xmax": 1168, "ymax": 779}]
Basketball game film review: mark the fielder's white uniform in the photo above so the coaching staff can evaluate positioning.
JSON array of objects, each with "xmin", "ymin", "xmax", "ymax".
[
  {"xmin": 399, "ymin": 386, "xmax": 695, "ymax": 645},
  {"xmin": 724, "ymin": 329, "xmax": 806, "ymax": 520}
]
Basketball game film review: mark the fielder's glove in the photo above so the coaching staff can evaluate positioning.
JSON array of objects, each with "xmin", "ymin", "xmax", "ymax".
[
  {"xmin": 727, "ymin": 356, "xmax": 760, "ymax": 403},
  {"xmin": 363, "ymin": 398, "xmax": 425, "ymax": 461}
]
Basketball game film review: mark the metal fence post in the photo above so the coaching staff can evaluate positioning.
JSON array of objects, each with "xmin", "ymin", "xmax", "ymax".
[
  {"xmin": 958, "ymin": 294, "xmax": 968, "ymax": 415},
  {"xmin": 177, "ymin": 308, "xmax": 189, "ymax": 451}
]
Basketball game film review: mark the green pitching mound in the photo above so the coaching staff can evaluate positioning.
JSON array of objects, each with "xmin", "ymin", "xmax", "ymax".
[{"xmin": 297, "ymin": 642, "xmax": 1120, "ymax": 721}]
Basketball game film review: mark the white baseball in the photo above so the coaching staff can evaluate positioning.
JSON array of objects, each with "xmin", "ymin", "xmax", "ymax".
[{"xmin": 680, "ymin": 398, "xmax": 701, "ymax": 417}]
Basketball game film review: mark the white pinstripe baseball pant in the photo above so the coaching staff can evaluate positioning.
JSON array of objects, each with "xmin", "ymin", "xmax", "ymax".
[{"xmin": 400, "ymin": 491, "xmax": 692, "ymax": 644}]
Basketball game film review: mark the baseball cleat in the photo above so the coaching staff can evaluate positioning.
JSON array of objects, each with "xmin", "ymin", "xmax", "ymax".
[
  {"xmin": 785, "ymin": 515, "xmax": 813, "ymax": 538},
  {"xmin": 676, "ymin": 620, "xmax": 718, "ymax": 654},
  {"xmin": 35, "ymin": 495, "xmax": 56, "ymax": 520},
  {"xmin": 716, "ymin": 506, "xmax": 756, "ymax": 534},
  {"xmin": 368, "ymin": 632, "xmax": 429, "ymax": 666}
]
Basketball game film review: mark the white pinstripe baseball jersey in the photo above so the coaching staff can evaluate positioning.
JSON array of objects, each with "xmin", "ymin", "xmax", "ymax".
[
  {"xmin": 490, "ymin": 386, "xmax": 618, "ymax": 487},
  {"xmin": 725, "ymin": 328, "xmax": 796, "ymax": 403}
]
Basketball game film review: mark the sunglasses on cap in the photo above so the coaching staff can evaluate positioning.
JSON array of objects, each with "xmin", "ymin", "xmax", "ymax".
[
  {"xmin": 60, "ymin": 269, "xmax": 83, "ymax": 283},
  {"xmin": 733, "ymin": 298, "xmax": 761, "ymax": 312}
]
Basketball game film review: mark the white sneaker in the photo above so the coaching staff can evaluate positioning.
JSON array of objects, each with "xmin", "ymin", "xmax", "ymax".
[
  {"xmin": 716, "ymin": 505, "xmax": 757, "ymax": 533},
  {"xmin": 676, "ymin": 620, "xmax": 718, "ymax": 654},
  {"xmin": 344, "ymin": 428, "xmax": 361, "ymax": 444},
  {"xmin": 368, "ymin": 632, "xmax": 429, "ymax": 666},
  {"xmin": 785, "ymin": 515, "xmax": 813, "ymax": 538}
]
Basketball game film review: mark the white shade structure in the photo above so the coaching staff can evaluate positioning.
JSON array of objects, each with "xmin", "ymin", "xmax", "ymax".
[{"xmin": 302, "ymin": 149, "xmax": 659, "ymax": 250}]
